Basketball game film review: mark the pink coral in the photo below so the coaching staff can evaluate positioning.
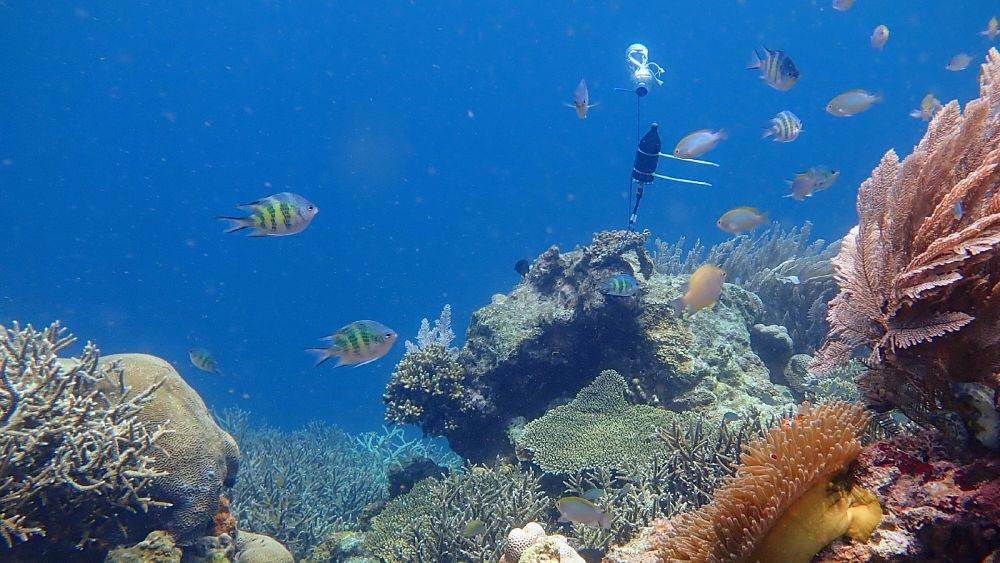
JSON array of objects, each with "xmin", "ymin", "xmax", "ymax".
[{"xmin": 816, "ymin": 431, "xmax": 1000, "ymax": 562}]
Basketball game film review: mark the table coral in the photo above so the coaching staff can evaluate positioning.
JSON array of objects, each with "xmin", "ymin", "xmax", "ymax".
[{"xmin": 516, "ymin": 370, "xmax": 678, "ymax": 473}]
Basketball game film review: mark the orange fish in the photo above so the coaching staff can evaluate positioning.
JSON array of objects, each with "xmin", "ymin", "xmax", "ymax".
[
  {"xmin": 565, "ymin": 79, "xmax": 597, "ymax": 119},
  {"xmin": 672, "ymin": 264, "xmax": 726, "ymax": 315}
]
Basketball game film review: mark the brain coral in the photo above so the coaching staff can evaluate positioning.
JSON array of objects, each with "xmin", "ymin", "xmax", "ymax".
[
  {"xmin": 103, "ymin": 354, "xmax": 241, "ymax": 545},
  {"xmin": 516, "ymin": 370, "xmax": 678, "ymax": 473},
  {"xmin": 653, "ymin": 402, "xmax": 882, "ymax": 563}
]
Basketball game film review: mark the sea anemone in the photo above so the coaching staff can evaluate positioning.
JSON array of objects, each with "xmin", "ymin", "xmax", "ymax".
[{"xmin": 653, "ymin": 402, "xmax": 882, "ymax": 563}]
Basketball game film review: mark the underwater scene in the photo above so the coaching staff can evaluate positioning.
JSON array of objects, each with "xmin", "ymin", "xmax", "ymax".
[{"xmin": 4, "ymin": 1, "xmax": 1000, "ymax": 562}]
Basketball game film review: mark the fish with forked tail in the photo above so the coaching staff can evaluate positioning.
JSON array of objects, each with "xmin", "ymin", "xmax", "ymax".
[{"xmin": 307, "ymin": 320, "xmax": 397, "ymax": 367}]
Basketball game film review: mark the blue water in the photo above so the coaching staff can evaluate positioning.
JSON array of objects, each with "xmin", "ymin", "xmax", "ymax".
[{"xmin": 0, "ymin": 1, "xmax": 988, "ymax": 433}]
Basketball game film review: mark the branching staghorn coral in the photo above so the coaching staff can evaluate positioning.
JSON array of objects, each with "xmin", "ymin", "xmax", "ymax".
[
  {"xmin": 813, "ymin": 49, "xmax": 1000, "ymax": 441},
  {"xmin": 366, "ymin": 464, "xmax": 549, "ymax": 563},
  {"xmin": 0, "ymin": 322, "xmax": 169, "ymax": 550},
  {"xmin": 560, "ymin": 414, "xmax": 769, "ymax": 551},
  {"xmin": 651, "ymin": 402, "xmax": 881, "ymax": 563},
  {"xmin": 225, "ymin": 417, "xmax": 386, "ymax": 560},
  {"xmin": 653, "ymin": 222, "xmax": 839, "ymax": 352},
  {"xmin": 354, "ymin": 424, "xmax": 463, "ymax": 472}
]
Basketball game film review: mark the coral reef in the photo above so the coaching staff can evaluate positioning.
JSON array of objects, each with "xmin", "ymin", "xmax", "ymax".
[
  {"xmin": 384, "ymin": 305, "xmax": 477, "ymax": 435},
  {"xmin": 224, "ymin": 416, "xmax": 386, "ymax": 560},
  {"xmin": 365, "ymin": 464, "xmax": 549, "ymax": 562},
  {"xmin": 385, "ymin": 230, "xmax": 792, "ymax": 462},
  {"xmin": 644, "ymin": 402, "xmax": 880, "ymax": 562},
  {"xmin": 0, "ymin": 323, "xmax": 169, "ymax": 557},
  {"xmin": 813, "ymin": 49, "xmax": 1000, "ymax": 445},
  {"xmin": 559, "ymin": 415, "xmax": 769, "ymax": 552},
  {"xmin": 515, "ymin": 370, "xmax": 679, "ymax": 473},
  {"xmin": 750, "ymin": 323, "xmax": 794, "ymax": 384},
  {"xmin": 815, "ymin": 430, "xmax": 1000, "ymax": 562},
  {"xmin": 499, "ymin": 522, "xmax": 584, "ymax": 563},
  {"xmin": 234, "ymin": 531, "xmax": 294, "ymax": 563},
  {"xmin": 104, "ymin": 531, "xmax": 182, "ymax": 563},
  {"xmin": 653, "ymin": 222, "xmax": 840, "ymax": 353},
  {"xmin": 103, "ymin": 353, "xmax": 241, "ymax": 546}
]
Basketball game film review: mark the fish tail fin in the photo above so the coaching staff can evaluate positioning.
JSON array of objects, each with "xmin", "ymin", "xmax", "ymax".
[
  {"xmin": 306, "ymin": 347, "xmax": 340, "ymax": 367},
  {"xmin": 716, "ymin": 128, "xmax": 728, "ymax": 140},
  {"xmin": 761, "ymin": 128, "xmax": 774, "ymax": 140},
  {"xmin": 747, "ymin": 49, "xmax": 762, "ymax": 70},
  {"xmin": 217, "ymin": 216, "xmax": 251, "ymax": 234},
  {"xmin": 874, "ymin": 91, "xmax": 884, "ymax": 103},
  {"xmin": 600, "ymin": 513, "xmax": 613, "ymax": 529}
]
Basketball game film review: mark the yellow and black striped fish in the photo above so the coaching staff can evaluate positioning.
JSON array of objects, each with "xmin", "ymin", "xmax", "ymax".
[
  {"xmin": 762, "ymin": 110, "xmax": 802, "ymax": 143},
  {"xmin": 748, "ymin": 46, "xmax": 799, "ymax": 91},
  {"xmin": 307, "ymin": 320, "xmax": 398, "ymax": 368},
  {"xmin": 189, "ymin": 347, "xmax": 222, "ymax": 374},
  {"xmin": 218, "ymin": 192, "xmax": 319, "ymax": 237}
]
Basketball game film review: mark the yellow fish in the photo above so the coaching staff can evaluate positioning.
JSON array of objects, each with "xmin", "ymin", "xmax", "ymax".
[
  {"xmin": 909, "ymin": 93, "xmax": 943, "ymax": 122},
  {"xmin": 218, "ymin": 192, "xmax": 319, "ymax": 237},
  {"xmin": 717, "ymin": 207, "xmax": 768, "ymax": 234},
  {"xmin": 674, "ymin": 129, "xmax": 727, "ymax": 159},
  {"xmin": 981, "ymin": 17, "xmax": 999, "ymax": 41},
  {"xmin": 672, "ymin": 264, "xmax": 726, "ymax": 315}
]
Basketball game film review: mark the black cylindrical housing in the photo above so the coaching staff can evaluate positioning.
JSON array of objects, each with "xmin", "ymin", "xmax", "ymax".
[{"xmin": 632, "ymin": 123, "xmax": 660, "ymax": 184}]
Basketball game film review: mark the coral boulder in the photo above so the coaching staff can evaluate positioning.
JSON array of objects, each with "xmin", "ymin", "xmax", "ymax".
[{"xmin": 103, "ymin": 353, "xmax": 241, "ymax": 545}]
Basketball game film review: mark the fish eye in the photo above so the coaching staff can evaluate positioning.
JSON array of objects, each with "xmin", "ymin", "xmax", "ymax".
[{"xmin": 385, "ymin": 332, "xmax": 394, "ymax": 337}]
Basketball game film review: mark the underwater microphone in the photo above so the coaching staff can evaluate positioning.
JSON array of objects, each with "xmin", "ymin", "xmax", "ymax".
[{"xmin": 627, "ymin": 123, "xmax": 714, "ymax": 228}]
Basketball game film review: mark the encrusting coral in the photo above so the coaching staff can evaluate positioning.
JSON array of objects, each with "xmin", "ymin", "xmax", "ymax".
[
  {"xmin": 650, "ymin": 402, "xmax": 882, "ymax": 563},
  {"xmin": 812, "ymin": 49, "xmax": 1000, "ymax": 445},
  {"xmin": 0, "ymin": 322, "xmax": 170, "ymax": 554}
]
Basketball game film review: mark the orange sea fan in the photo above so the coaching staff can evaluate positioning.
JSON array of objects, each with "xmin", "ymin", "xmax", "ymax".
[
  {"xmin": 653, "ymin": 402, "xmax": 880, "ymax": 563},
  {"xmin": 812, "ymin": 48, "xmax": 1000, "ymax": 422}
]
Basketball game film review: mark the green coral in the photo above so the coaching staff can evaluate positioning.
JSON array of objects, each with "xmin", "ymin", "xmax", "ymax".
[
  {"xmin": 383, "ymin": 343, "xmax": 470, "ymax": 434},
  {"xmin": 516, "ymin": 370, "xmax": 679, "ymax": 473},
  {"xmin": 365, "ymin": 465, "xmax": 548, "ymax": 563}
]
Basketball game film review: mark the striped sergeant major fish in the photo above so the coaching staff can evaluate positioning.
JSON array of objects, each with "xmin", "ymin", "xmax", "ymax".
[
  {"xmin": 748, "ymin": 46, "xmax": 799, "ymax": 91},
  {"xmin": 218, "ymin": 192, "xmax": 318, "ymax": 236},
  {"xmin": 307, "ymin": 320, "xmax": 398, "ymax": 367},
  {"xmin": 763, "ymin": 110, "xmax": 802, "ymax": 143}
]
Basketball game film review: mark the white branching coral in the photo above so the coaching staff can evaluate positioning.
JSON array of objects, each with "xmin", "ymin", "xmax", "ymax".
[
  {"xmin": 405, "ymin": 304, "xmax": 458, "ymax": 358},
  {"xmin": 0, "ymin": 322, "xmax": 169, "ymax": 549}
]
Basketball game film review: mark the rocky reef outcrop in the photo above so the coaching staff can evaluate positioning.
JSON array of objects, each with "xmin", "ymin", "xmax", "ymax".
[
  {"xmin": 815, "ymin": 430, "xmax": 1000, "ymax": 562},
  {"xmin": 385, "ymin": 230, "xmax": 794, "ymax": 462}
]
